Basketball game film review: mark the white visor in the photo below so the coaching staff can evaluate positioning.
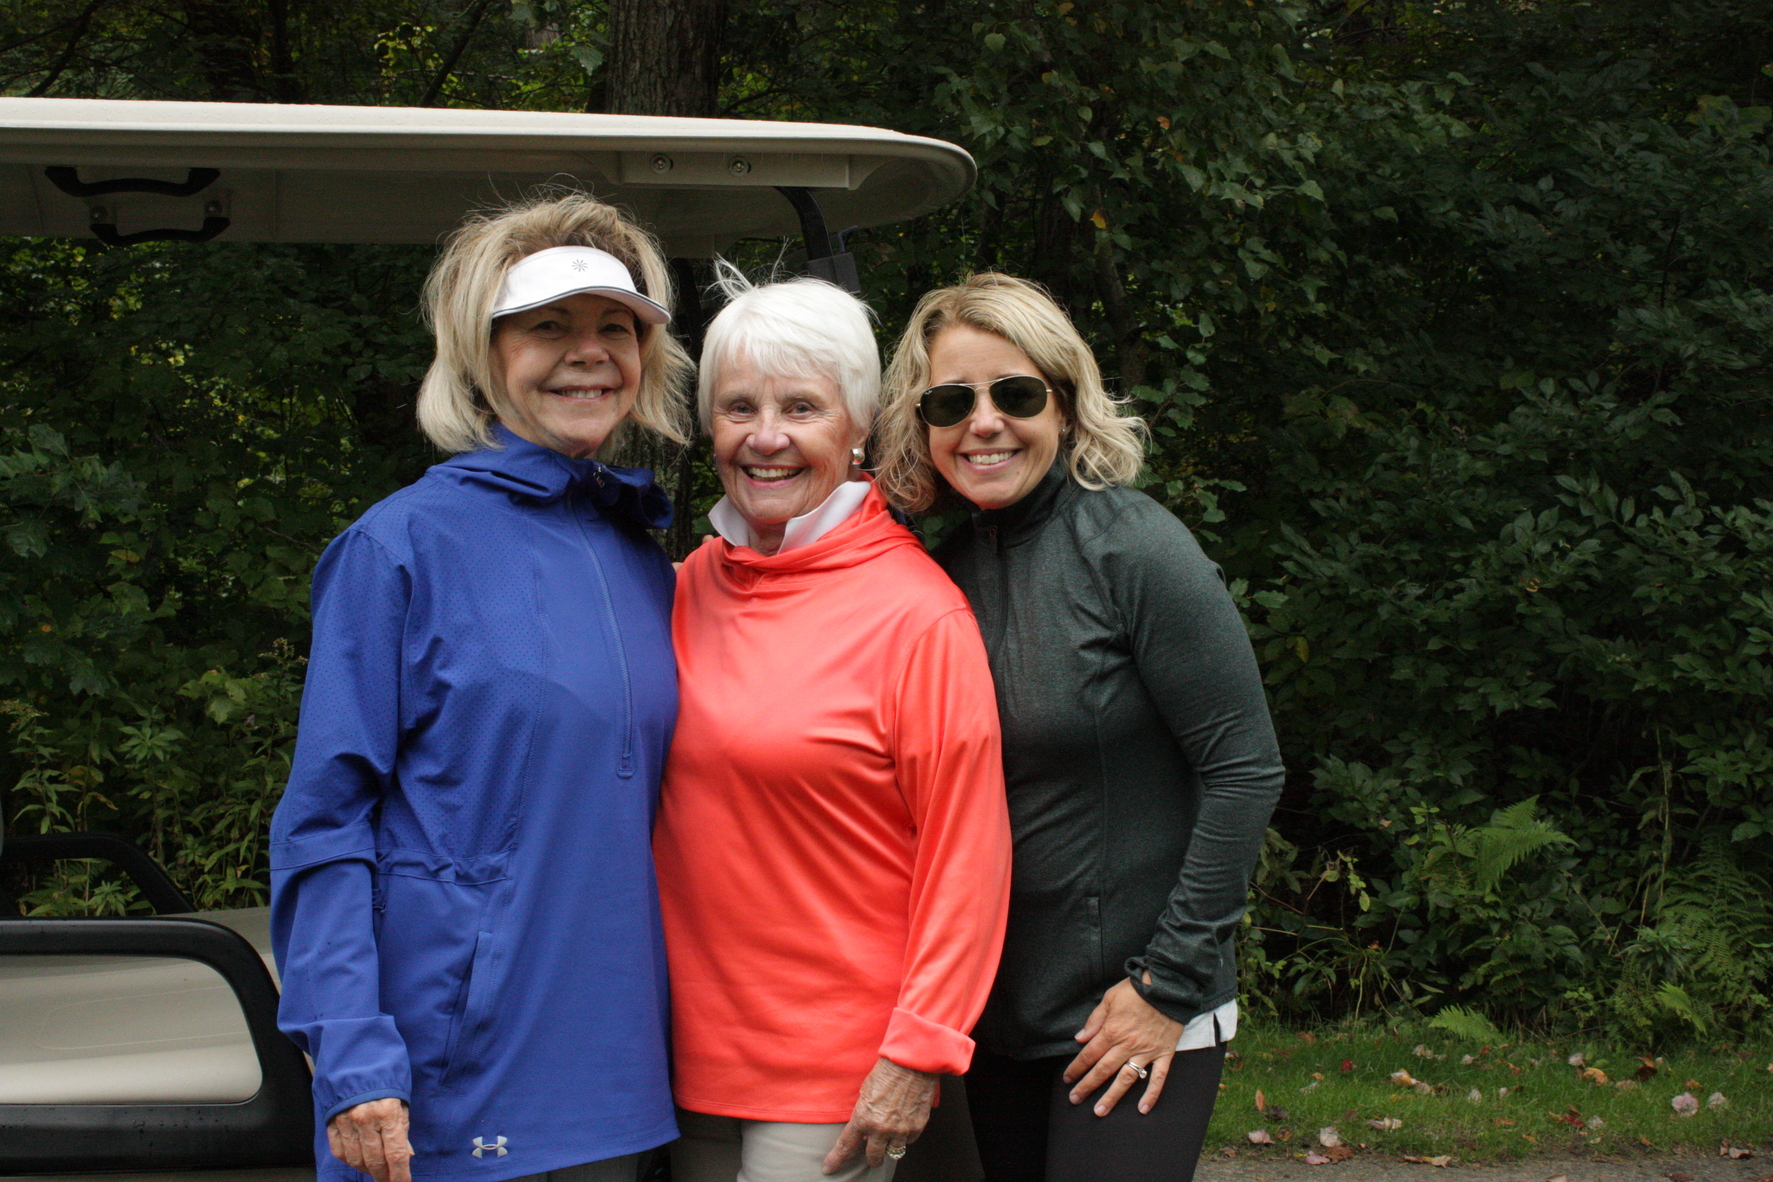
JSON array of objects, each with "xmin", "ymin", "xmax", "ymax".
[{"xmin": 490, "ymin": 246, "xmax": 671, "ymax": 325}]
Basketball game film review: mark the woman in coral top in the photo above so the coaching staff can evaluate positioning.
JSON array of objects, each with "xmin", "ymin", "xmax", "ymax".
[{"xmin": 652, "ymin": 270, "xmax": 1012, "ymax": 1182}]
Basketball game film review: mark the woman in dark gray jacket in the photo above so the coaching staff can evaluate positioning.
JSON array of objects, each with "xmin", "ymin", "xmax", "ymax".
[{"xmin": 875, "ymin": 273, "xmax": 1284, "ymax": 1182}]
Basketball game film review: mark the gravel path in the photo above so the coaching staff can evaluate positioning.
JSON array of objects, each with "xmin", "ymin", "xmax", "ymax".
[{"xmin": 1194, "ymin": 1152, "xmax": 1769, "ymax": 1182}]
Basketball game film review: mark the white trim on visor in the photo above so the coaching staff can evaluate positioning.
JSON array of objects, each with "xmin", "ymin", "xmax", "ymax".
[{"xmin": 491, "ymin": 246, "xmax": 671, "ymax": 325}]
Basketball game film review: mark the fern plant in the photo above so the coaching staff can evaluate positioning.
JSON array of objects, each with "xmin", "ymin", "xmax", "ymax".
[
  {"xmin": 1611, "ymin": 844, "xmax": 1773, "ymax": 1037},
  {"xmin": 1427, "ymin": 1004, "xmax": 1503, "ymax": 1043}
]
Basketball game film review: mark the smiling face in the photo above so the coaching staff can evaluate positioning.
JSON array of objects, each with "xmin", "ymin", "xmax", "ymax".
[
  {"xmin": 490, "ymin": 292, "xmax": 643, "ymax": 458},
  {"xmin": 710, "ymin": 352, "xmax": 865, "ymax": 555},
  {"xmin": 924, "ymin": 322, "xmax": 1066, "ymax": 511}
]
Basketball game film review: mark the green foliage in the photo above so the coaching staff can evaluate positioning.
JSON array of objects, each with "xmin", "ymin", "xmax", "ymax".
[
  {"xmin": 1212, "ymin": 0, "xmax": 1773, "ymax": 1040},
  {"xmin": 1, "ymin": 239, "xmax": 432, "ymax": 911},
  {"xmin": 1, "ymin": 0, "xmax": 1769, "ymax": 1041},
  {"xmin": 1426, "ymin": 1005, "xmax": 1502, "ymax": 1044}
]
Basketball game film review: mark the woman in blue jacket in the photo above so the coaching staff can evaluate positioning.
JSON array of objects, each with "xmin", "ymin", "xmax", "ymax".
[{"xmin": 270, "ymin": 194, "xmax": 692, "ymax": 1182}]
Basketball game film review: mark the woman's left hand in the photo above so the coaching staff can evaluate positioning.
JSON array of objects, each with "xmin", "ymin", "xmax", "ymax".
[
  {"xmin": 821, "ymin": 1057, "xmax": 938, "ymax": 1173},
  {"xmin": 1063, "ymin": 976, "xmax": 1185, "ymax": 1116}
]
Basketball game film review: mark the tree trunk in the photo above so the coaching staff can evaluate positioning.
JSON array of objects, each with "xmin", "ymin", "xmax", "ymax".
[
  {"xmin": 1093, "ymin": 233, "xmax": 1149, "ymax": 393},
  {"xmin": 604, "ymin": 0, "xmax": 728, "ymax": 558},
  {"xmin": 606, "ymin": 0, "xmax": 729, "ymax": 118},
  {"xmin": 266, "ymin": 0, "xmax": 303, "ymax": 103},
  {"xmin": 180, "ymin": 0, "xmax": 264, "ymax": 101}
]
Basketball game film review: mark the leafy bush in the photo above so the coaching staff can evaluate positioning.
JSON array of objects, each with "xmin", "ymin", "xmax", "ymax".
[{"xmin": 0, "ymin": 241, "xmax": 431, "ymax": 912}]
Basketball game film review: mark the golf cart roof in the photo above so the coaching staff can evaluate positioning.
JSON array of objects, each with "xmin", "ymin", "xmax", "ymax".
[{"xmin": 0, "ymin": 98, "xmax": 974, "ymax": 255}]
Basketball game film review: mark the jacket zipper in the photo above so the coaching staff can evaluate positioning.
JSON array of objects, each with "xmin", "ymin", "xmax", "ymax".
[{"xmin": 569, "ymin": 491, "xmax": 636, "ymax": 778}]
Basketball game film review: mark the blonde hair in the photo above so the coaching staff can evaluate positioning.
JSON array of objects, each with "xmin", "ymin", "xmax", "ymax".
[
  {"xmin": 416, "ymin": 192, "xmax": 692, "ymax": 454},
  {"xmin": 876, "ymin": 273, "xmax": 1148, "ymax": 512}
]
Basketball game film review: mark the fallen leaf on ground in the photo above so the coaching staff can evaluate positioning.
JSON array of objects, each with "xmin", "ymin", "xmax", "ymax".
[
  {"xmin": 1567, "ymin": 1052, "xmax": 1586, "ymax": 1067},
  {"xmin": 1318, "ymin": 1126, "xmax": 1342, "ymax": 1148},
  {"xmin": 1639, "ymin": 1135, "xmax": 1653, "ymax": 1147},
  {"xmin": 1708, "ymin": 1091, "xmax": 1727, "ymax": 1110},
  {"xmin": 1322, "ymin": 1147, "xmax": 1354, "ymax": 1162},
  {"xmin": 1413, "ymin": 1043, "xmax": 1443, "ymax": 1059},
  {"xmin": 1666, "ymin": 1173, "xmax": 1694, "ymax": 1182},
  {"xmin": 1672, "ymin": 1091, "xmax": 1699, "ymax": 1116},
  {"xmin": 1300, "ymin": 1031, "xmax": 1317, "ymax": 1044},
  {"xmin": 1719, "ymin": 1142, "xmax": 1755, "ymax": 1159},
  {"xmin": 1412, "ymin": 1081, "xmax": 1434, "ymax": 1095},
  {"xmin": 1390, "ymin": 1070, "xmax": 1417, "ymax": 1086},
  {"xmin": 1468, "ymin": 1088, "xmax": 1483, "ymax": 1103},
  {"xmin": 1616, "ymin": 1079, "xmax": 1640, "ymax": 1091},
  {"xmin": 1546, "ymin": 1175, "xmax": 1571, "ymax": 1182},
  {"xmin": 1401, "ymin": 1154, "xmax": 1453, "ymax": 1167},
  {"xmin": 1685, "ymin": 1078, "xmax": 1703, "ymax": 1089},
  {"xmin": 1367, "ymin": 1117, "xmax": 1402, "ymax": 1131},
  {"xmin": 1497, "ymin": 1086, "xmax": 1511, "ymax": 1099},
  {"xmin": 1255, "ymin": 1089, "xmax": 1267, "ymax": 1113},
  {"xmin": 1306, "ymin": 1153, "xmax": 1331, "ymax": 1165},
  {"xmin": 1461, "ymin": 1053, "xmax": 1476, "ymax": 1065},
  {"xmin": 1586, "ymin": 1116, "xmax": 1605, "ymax": 1129},
  {"xmin": 1493, "ymin": 1119, "xmax": 1516, "ymax": 1127},
  {"xmin": 1340, "ymin": 1058, "xmax": 1355, "ymax": 1072},
  {"xmin": 1635, "ymin": 1057, "xmax": 1658, "ymax": 1082},
  {"xmin": 1247, "ymin": 1129, "xmax": 1273, "ymax": 1145},
  {"xmin": 1580, "ymin": 1067, "xmax": 1608, "ymax": 1084},
  {"xmin": 1300, "ymin": 1079, "xmax": 1321, "ymax": 1094},
  {"xmin": 1270, "ymin": 1106, "xmax": 1290, "ymax": 1123}
]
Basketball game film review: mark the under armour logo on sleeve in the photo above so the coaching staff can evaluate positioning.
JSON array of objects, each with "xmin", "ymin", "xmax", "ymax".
[{"xmin": 471, "ymin": 1135, "xmax": 508, "ymax": 1158}]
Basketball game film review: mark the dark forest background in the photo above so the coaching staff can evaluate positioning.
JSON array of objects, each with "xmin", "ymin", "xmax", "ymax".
[{"xmin": 2, "ymin": 0, "xmax": 1770, "ymax": 1041}]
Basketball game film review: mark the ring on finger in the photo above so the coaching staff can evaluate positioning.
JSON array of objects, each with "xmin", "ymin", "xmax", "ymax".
[
  {"xmin": 887, "ymin": 1145, "xmax": 907, "ymax": 1160},
  {"xmin": 1125, "ymin": 1059, "xmax": 1150, "ymax": 1080}
]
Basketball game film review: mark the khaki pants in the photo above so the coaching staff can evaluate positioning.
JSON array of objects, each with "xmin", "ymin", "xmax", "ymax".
[{"xmin": 673, "ymin": 1110, "xmax": 900, "ymax": 1182}]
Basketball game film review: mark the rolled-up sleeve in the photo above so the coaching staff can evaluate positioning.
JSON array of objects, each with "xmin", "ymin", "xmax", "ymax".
[
  {"xmin": 1106, "ymin": 511, "xmax": 1285, "ymax": 1024},
  {"xmin": 879, "ymin": 608, "xmax": 1013, "ymax": 1076},
  {"xmin": 270, "ymin": 528, "xmax": 413, "ymax": 1121}
]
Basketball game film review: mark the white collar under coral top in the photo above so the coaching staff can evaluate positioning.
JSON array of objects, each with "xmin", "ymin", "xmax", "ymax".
[{"xmin": 708, "ymin": 479, "xmax": 873, "ymax": 555}]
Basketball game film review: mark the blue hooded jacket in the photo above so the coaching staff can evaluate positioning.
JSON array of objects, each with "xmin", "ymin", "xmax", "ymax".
[{"xmin": 270, "ymin": 426, "xmax": 679, "ymax": 1179}]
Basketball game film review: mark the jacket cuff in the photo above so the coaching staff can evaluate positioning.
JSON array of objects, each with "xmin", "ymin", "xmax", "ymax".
[
  {"xmin": 1124, "ymin": 956, "xmax": 1212, "ymax": 1027},
  {"xmin": 322, "ymin": 1088, "xmax": 411, "ymax": 1124},
  {"xmin": 879, "ymin": 1007, "xmax": 975, "ymax": 1076},
  {"xmin": 300, "ymin": 1015, "xmax": 413, "ymax": 1122}
]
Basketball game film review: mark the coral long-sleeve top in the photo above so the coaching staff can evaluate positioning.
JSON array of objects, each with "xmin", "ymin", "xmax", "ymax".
[{"xmin": 654, "ymin": 485, "xmax": 1012, "ymax": 1123}]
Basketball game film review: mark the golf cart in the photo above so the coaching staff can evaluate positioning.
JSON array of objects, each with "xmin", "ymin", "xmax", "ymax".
[{"xmin": 0, "ymin": 96, "xmax": 973, "ymax": 1180}]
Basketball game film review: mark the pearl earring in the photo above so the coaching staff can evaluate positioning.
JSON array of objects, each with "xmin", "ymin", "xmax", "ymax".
[{"xmin": 851, "ymin": 446, "xmax": 866, "ymax": 466}]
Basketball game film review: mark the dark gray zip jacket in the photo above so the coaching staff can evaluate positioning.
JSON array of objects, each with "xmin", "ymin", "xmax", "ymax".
[{"xmin": 933, "ymin": 464, "xmax": 1284, "ymax": 1060}]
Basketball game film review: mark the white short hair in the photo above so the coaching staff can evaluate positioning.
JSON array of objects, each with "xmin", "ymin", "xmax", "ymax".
[{"xmin": 697, "ymin": 262, "xmax": 879, "ymax": 432}]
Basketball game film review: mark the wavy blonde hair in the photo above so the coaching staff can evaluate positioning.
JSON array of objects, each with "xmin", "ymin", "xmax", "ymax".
[
  {"xmin": 876, "ymin": 273, "xmax": 1148, "ymax": 512},
  {"xmin": 416, "ymin": 192, "xmax": 692, "ymax": 454}
]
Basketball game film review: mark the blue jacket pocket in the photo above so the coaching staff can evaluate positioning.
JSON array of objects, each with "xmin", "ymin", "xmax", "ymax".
[
  {"xmin": 440, "ymin": 929, "xmax": 499, "ymax": 1089},
  {"xmin": 372, "ymin": 850, "xmax": 510, "ymax": 1089}
]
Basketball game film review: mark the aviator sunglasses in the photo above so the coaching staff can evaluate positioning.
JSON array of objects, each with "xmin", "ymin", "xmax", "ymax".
[{"xmin": 917, "ymin": 374, "xmax": 1052, "ymax": 428}]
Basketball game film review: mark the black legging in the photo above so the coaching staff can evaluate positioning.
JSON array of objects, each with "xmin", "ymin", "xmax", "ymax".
[{"xmin": 965, "ymin": 1043, "xmax": 1226, "ymax": 1182}]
